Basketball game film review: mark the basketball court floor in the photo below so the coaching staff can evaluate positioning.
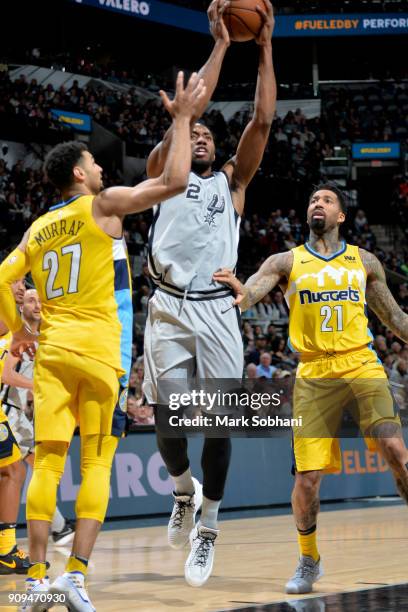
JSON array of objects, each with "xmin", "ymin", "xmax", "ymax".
[{"xmin": 1, "ymin": 501, "xmax": 407, "ymax": 611}]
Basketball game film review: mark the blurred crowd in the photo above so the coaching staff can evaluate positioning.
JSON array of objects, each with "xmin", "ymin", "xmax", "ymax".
[
  {"xmin": 323, "ymin": 84, "xmax": 408, "ymax": 144},
  {"xmin": 2, "ymin": 69, "xmax": 408, "ymax": 167}
]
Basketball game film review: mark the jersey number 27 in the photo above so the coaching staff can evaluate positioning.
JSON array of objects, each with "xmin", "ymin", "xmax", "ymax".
[{"xmin": 43, "ymin": 243, "xmax": 82, "ymax": 299}]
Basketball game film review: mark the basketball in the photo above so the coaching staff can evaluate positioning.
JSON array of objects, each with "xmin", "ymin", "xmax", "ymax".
[{"xmin": 223, "ymin": 0, "xmax": 266, "ymax": 42}]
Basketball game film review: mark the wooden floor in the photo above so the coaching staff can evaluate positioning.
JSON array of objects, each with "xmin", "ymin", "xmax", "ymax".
[{"xmin": 1, "ymin": 504, "xmax": 408, "ymax": 611}]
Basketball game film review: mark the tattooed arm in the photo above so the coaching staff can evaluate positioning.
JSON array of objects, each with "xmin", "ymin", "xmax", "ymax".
[
  {"xmin": 361, "ymin": 249, "xmax": 408, "ymax": 342},
  {"xmin": 213, "ymin": 250, "xmax": 293, "ymax": 311}
]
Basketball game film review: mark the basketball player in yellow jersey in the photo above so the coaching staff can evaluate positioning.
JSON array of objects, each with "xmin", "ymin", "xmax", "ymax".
[
  {"xmin": 0, "ymin": 72, "xmax": 205, "ymax": 611},
  {"xmin": 0, "ymin": 279, "xmax": 31, "ymax": 574},
  {"xmin": 214, "ymin": 182, "xmax": 408, "ymax": 594}
]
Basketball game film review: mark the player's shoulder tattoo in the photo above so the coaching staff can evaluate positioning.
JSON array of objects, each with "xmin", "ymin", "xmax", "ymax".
[
  {"xmin": 270, "ymin": 250, "xmax": 293, "ymax": 280},
  {"xmin": 359, "ymin": 248, "xmax": 385, "ymax": 281}
]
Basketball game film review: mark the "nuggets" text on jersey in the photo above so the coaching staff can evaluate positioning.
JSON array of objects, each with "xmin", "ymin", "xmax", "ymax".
[{"xmin": 299, "ymin": 286, "xmax": 360, "ymax": 305}]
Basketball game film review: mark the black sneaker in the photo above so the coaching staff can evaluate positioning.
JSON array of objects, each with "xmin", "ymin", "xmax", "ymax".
[
  {"xmin": 52, "ymin": 519, "xmax": 75, "ymax": 546},
  {"xmin": 0, "ymin": 545, "xmax": 30, "ymax": 574}
]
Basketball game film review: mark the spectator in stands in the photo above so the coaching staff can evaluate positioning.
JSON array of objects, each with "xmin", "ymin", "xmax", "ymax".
[
  {"xmin": 390, "ymin": 358, "xmax": 408, "ymax": 386},
  {"xmin": 255, "ymin": 295, "xmax": 274, "ymax": 331},
  {"xmin": 138, "ymin": 286, "xmax": 150, "ymax": 315},
  {"xmin": 246, "ymin": 363, "xmax": 257, "ymax": 379},
  {"xmin": 254, "ymin": 324, "xmax": 263, "ymax": 337},
  {"xmin": 271, "ymin": 336, "xmax": 298, "ymax": 369},
  {"xmin": 385, "ymin": 329, "xmax": 397, "ymax": 347},
  {"xmin": 270, "ymin": 291, "xmax": 289, "ymax": 327},
  {"xmin": 398, "ymin": 284, "xmax": 408, "ymax": 310},
  {"xmin": 266, "ymin": 323, "xmax": 278, "ymax": 345},
  {"xmin": 354, "ymin": 209, "xmax": 368, "ymax": 232},
  {"xmin": 242, "ymin": 321, "xmax": 254, "ymax": 348},
  {"xmin": 246, "ymin": 335, "xmax": 269, "ymax": 366},
  {"xmin": 374, "ymin": 335, "xmax": 388, "ymax": 361},
  {"xmin": 383, "ymin": 354, "xmax": 396, "ymax": 376},
  {"xmin": 256, "ymin": 352, "xmax": 277, "ymax": 379},
  {"xmin": 391, "ymin": 341, "xmax": 403, "ymax": 356},
  {"xmin": 389, "ymin": 359, "xmax": 408, "ymax": 409},
  {"xmin": 127, "ymin": 395, "xmax": 155, "ymax": 428}
]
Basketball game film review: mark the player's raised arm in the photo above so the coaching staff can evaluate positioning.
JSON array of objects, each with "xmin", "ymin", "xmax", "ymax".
[
  {"xmin": 223, "ymin": 0, "xmax": 276, "ymax": 215},
  {"xmin": 93, "ymin": 72, "xmax": 206, "ymax": 218},
  {"xmin": 146, "ymin": 0, "xmax": 231, "ymax": 178},
  {"xmin": 0, "ymin": 230, "xmax": 31, "ymax": 335},
  {"xmin": 213, "ymin": 250, "xmax": 292, "ymax": 310},
  {"xmin": 362, "ymin": 249, "xmax": 408, "ymax": 343}
]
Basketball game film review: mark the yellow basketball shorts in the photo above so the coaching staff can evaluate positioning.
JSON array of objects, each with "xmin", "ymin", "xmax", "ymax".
[
  {"xmin": 292, "ymin": 347, "xmax": 400, "ymax": 473},
  {"xmin": 33, "ymin": 344, "xmax": 128, "ymax": 443},
  {"xmin": 0, "ymin": 404, "xmax": 22, "ymax": 468}
]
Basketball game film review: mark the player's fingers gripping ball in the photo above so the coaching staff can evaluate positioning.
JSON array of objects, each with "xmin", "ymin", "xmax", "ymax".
[{"xmin": 223, "ymin": 0, "xmax": 268, "ymax": 42}]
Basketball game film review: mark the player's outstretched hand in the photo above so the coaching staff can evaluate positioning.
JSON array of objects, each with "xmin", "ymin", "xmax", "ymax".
[
  {"xmin": 159, "ymin": 71, "xmax": 206, "ymax": 120},
  {"xmin": 208, "ymin": 0, "xmax": 231, "ymax": 47},
  {"xmin": 255, "ymin": 0, "xmax": 274, "ymax": 46},
  {"xmin": 213, "ymin": 268, "xmax": 246, "ymax": 306},
  {"xmin": 10, "ymin": 326, "xmax": 38, "ymax": 360}
]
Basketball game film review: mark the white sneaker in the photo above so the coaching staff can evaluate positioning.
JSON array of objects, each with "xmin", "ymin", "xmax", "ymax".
[
  {"xmin": 285, "ymin": 555, "xmax": 324, "ymax": 594},
  {"xmin": 168, "ymin": 477, "xmax": 203, "ymax": 549},
  {"xmin": 49, "ymin": 571, "xmax": 95, "ymax": 612},
  {"xmin": 184, "ymin": 523, "xmax": 218, "ymax": 587},
  {"xmin": 21, "ymin": 577, "xmax": 50, "ymax": 612}
]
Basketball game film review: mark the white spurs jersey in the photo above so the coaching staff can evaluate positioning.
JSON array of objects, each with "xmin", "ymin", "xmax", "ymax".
[
  {"xmin": 1, "ymin": 352, "xmax": 33, "ymax": 412},
  {"xmin": 148, "ymin": 171, "xmax": 240, "ymax": 295}
]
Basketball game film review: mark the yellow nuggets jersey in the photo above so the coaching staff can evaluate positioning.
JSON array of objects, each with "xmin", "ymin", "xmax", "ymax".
[
  {"xmin": 26, "ymin": 195, "xmax": 132, "ymax": 380},
  {"xmin": 286, "ymin": 242, "xmax": 372, "ymax": 358},
  {"xmin": 288, "ymin": 242, "xmax": 399, "ymax": 474}
]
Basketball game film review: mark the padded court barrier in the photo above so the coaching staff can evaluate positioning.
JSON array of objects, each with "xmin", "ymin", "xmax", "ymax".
[{"xmin": 17, "ymin": 432, "xmax": 401, "ymax": 522}]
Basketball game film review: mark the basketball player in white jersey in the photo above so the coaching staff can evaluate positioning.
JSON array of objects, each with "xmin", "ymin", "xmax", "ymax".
[{"xmin": 144, "ymin": 0, "xmax": 276, "ymax": 586}]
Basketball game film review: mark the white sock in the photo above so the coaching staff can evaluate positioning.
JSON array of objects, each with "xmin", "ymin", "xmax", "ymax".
[
  {"xmin": 51, "ymin": 506, "xmax": 65, "ymax": 533},
  {"xmin": 173, "ymin": 468, "xmax": 194, "ymax": 496},
  {"xmin": 200, "ymin": 496, "xmax": 221, "ymax": 530}
]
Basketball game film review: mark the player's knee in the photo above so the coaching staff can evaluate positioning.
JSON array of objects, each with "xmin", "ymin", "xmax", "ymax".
[
  {"xmin": 377, "ymin": 438, "xmax": 407, "ymax": 472},
  {"xmin": 82, "ymin": 462, "xmax": 112, "ymax": 484},
  {"xmin": 27, "ymin": 469, "xmax": 59, "ymax": 521},
  {"xmin": 76, "ymin": 464, "xmax": 111, "ymax": 522},
  {"xmin": 294, "ymin": 471, "xmax": 321, "ymax": 496},
  {"xmin": 0, "ymin": 460, "xmax": 26, "ymax": 485},
  {"xmin": 0, "ymin": 464, "xmax": 13, "ymax": 479},
  {"xmin": 13, "ymin": 460, "xmax": 26, "ymax": 486}
]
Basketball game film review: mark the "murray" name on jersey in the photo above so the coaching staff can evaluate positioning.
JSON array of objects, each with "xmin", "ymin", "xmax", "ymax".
[{"xmin": 33, "ymin": 220, "xmax": 85, "ymax": 247}]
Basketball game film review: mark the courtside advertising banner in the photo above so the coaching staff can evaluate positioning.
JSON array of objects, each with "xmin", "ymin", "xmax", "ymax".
[
  {"xmin": 50, "ymin": 109, "xmax": 92, "ymax": 133},
  {"xmin": 70, "ymin": 2, "xmax": 408, "ymax": 37},
  {"xmin": 18, "ymin": 433, "xmax": 399, "ymax": 521},
  {"xmin": 352, "ymin": 142, "xmax": 401, "ymax": 160}
]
